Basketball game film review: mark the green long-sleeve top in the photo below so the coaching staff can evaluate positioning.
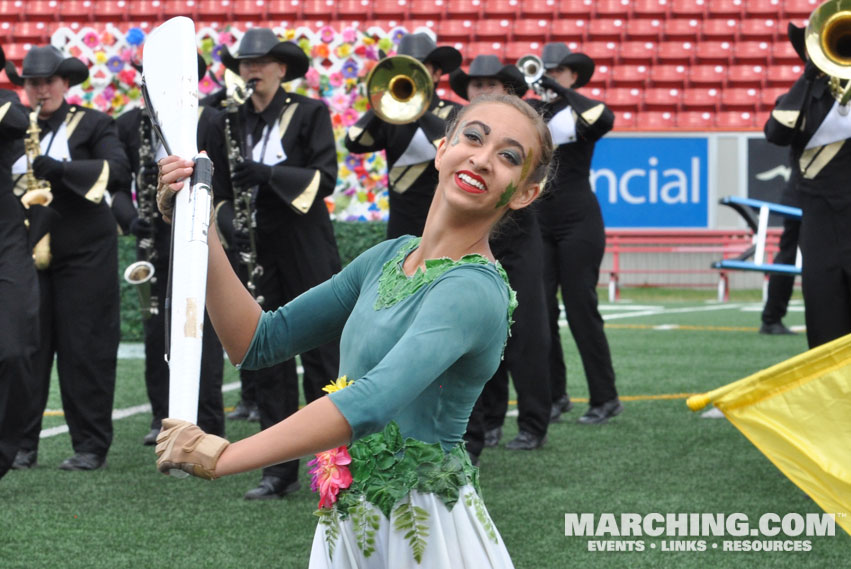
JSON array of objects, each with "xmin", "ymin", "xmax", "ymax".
[{"xmin": 240, "ymin": 235, "xmax": 516, "ymax": 451}]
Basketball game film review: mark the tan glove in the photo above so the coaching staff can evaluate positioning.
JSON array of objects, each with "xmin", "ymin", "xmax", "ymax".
[
  {"xmin": 155, "ymin": 173, "xmax": 176, "ymax": 224},
  {"xmin": 155, "ymin": 418, "xmax": 229, "ymax": 480}
]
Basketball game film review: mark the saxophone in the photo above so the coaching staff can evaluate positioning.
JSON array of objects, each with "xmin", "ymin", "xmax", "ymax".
[
  {"xmin": 20, "ymin": 102, "xmax": 54, "ymax": 270},
  {"xmin": 123, "ymin": 115, "xmax": 159, "ymax": 319},
  {"xmin": 223, "ymin": 72, "xmax": 264, "ymax": 305}
]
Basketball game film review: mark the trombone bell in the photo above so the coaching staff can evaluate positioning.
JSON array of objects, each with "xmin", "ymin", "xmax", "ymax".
[
  {"xmin": 365, "ymin": 55, "xmax": 434, "ymax": 125},
  {"xmin": 806, "ymin": 0, "xmax": 851, "ymax": 106}
]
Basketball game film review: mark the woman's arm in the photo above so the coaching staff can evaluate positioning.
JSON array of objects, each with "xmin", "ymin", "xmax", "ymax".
[{"xmin": 158, "ymin": 155, "xmax": 262, "ymax": 364}]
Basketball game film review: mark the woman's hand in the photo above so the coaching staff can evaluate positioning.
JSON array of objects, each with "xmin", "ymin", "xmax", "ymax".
[
  {"xmin": 156, "ymin": 155, "xmax": 195, "ymax": 223},
  {"xmin": 155, "ymin": 418, "xmax": 230, "ymax": 480}
]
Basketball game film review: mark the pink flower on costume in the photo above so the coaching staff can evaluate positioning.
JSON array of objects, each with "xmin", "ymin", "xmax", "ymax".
[{"xmin": 308, "ymin": 446, "xmax": 353, "ymax": 509}]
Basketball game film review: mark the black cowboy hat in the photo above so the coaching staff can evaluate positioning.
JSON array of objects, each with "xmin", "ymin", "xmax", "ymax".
[
  {"xmin": 0, "ymin": 45, "xmax": 5, "ymax": 72},
  {"xmin": 449, "ymin": 55, "xmax": 528, "ymax": 100},
  {"xmin": 788, "ymin": 23, "xmax": 807, "ymax": 63},
  {"xmin": 397, "ymin": 32, "xmax": 462, "ymax": 76},
  {"xmin": 5, "ymin": 45, "xmax": 89, "ymax": 87},
  {"xmin": 220, "ymin": 28, "xmax": 309, "ymax": 82},
  {"xmin": 541, "ymin": 42, "xmax": 595, "ymax": 89},
  {"xmin": 134, "ymin": 53, "xmax": 209, "ymax": 82}
]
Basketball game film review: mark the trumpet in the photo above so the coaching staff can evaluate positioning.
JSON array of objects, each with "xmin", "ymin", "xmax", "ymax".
[
  {"xmin": 20, "ymin": 102, "xmax": 54, "ymax": 270},
  {"xmin": 365, "ymin": 55, "xmax": 434, "ymax": 124},
  {"xmin": 806, "ymin": 0, "xmax": 851, "ymax": 111},
  {"xmin": 516, "ymin": 54, "xmax": 553, "ymax": 101}
]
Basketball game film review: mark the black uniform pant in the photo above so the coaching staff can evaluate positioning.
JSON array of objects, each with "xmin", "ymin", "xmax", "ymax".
[
  {"xmin": 762, "ymin": 217, "xmax": 801, "ymax": 326},
  {"xmin": 252, "ymin": 224, "xmax": 341, "ymax": 483},
  {"xmin": 538, "ymin": 189, "xmax": 617, "ymax": 407},
  {"xmin": 142, "ymin": 257, "xmax": 224, "ymax": 436},
  {"xmin": 0, "ymin": 198, "xmax": 39, "ymax": 478},
  {"xmin": 799, "ymin": 194, "xmax": 851, "ymax": 349},
  {"xmin": 19, "ymin": 207, "xmax": 120, "ymax": 457},
  {"xmin": 465, "ymin": 213, "xmax": 551, "ymax": 456}
]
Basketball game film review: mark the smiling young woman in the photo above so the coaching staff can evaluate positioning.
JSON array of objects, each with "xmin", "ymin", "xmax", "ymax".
[{"xmin": 155, "ymin": 94, "xmax": 553, "ymax": 568}]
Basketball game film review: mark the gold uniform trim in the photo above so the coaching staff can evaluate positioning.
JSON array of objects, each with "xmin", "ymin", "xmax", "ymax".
[
  {"xmin": 432, "ymin": 103, "xmax": 453, "ymax": 120},
  {"xmin": 278, "ymin": 102, "xmax": 299, "ymax": 139},
  {"xmin": 581, "ymin": 104, "xmax": 605, "ymax": 125},
  {"xmin": 390, "ymin": 162, "xmax": 428, "ymax": 194},
  {"xmin": 0, "ymin": 101, "xmax": 10, "ymax": 123},
  {"xmin": 84, "ymin": 161, "xmax": 110, "ymax": 203},
  {"xmin": 800, "ymin": 140, "xmax": 845, "ymax": 179},
  {"xmin": 290, "ymin": 170, "xmax": 320, "ymax": 214},
  {"xmin": 771, "ymin": 109, "xmax": 800, "ymax": 129},
  {"xmin": 347, "ymin": 124, "xmax": 375, "ymax": 146},
  {"xmin": 65, "ymin": 107, "xmax": 85, "ymax": 139}
]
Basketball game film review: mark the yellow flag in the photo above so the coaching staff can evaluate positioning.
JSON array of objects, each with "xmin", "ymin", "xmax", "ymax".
[{"xmin": 688, "ymin": 334, "xmax": 851, "ymax": 536}]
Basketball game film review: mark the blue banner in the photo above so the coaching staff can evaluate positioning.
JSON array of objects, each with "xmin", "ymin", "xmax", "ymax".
[{"xmin": 590, "ymin": 137, "xmax": 709, "ymax": 228}]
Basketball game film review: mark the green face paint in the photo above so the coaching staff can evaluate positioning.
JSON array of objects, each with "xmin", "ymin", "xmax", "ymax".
[{"xmin": 496, "ymin": 180, "xmax": 518, "ymax": 208}]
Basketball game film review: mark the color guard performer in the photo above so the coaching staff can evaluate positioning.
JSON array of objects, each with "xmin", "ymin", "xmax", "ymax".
[
  {"xmin": 345, "ymin": 32, "xmax": 462, "ymax": 238},
  {"xmin": 7, "ymin": 46, "xmax": 130, "ymax": 470},
  {"xmin": 206, "ymin": 28, "xmax": 342, "ymax": 499}
]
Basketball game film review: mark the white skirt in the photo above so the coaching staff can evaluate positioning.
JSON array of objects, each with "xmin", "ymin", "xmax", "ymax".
[{"xmin": 308, "ymin": 484, "xmax": 515, "ymax": 569}]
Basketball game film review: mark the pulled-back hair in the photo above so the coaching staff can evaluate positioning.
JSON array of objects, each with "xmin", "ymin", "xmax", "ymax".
[{"xmin": 444, "ymin": 93, "xmax": 554, "ymax": 190}]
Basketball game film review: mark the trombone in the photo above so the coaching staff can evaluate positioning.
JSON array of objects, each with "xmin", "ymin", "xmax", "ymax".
[
  {"xmin": 365, "ymin": 55, "xmax": 434, "ymax": 124},
  {"xmin": 806, "ymin": 0, "xmax": 851, "ymax": 112}
]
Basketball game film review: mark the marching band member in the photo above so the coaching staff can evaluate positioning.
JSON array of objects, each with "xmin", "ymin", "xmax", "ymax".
[
  {"xmin": 206, "ymin": 28, "xmax": 342, "ymax": 500},
  {"xmin": 345, "ymin": 32, "xmax": 462, "ymax": 238},
  {"xmin": 448, "ymin": 55, "xmax": 553, "ymax": 456},
  {"xmin": 0, "ymin": 45, "xmax": 38, "ymax": 480},
  {"xmin": 7, "ymin": 45, "xmax": 130, "ymax": 471},
  {"xmin": 531, "ymin": 42, "xmax": 622, "ymax": 425},
  {"xmin": 111, "ymin": 55, "xmax": 226, "ymax": 446},
  {"xmin": 764, "ymin": 23, "xmax": 851, "ymax": 348}
]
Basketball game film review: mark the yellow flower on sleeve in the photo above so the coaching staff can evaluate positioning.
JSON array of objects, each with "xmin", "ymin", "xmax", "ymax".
[{"xmin": 322, "ymin": 376, "xmax": 353, "ymax": 394}]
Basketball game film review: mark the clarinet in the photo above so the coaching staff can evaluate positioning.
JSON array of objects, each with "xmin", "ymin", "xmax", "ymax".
[{"xmin": 223, "ymin": 77, "xmax": 264, "ymax": 305}]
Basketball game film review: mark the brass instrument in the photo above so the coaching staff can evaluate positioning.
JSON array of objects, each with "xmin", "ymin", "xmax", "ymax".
[
  {"xmin": 123, "ymin": 115, "xmax": 159, "ymax": 319},
  {"xmin": 223, "ymin": 70, "xmax": 264, "ymax": 305},
  {"xmin": 20, "ymin": 102, "xmax": 54, "ymax": 270},
  {"xmin": 516, "ymin": 54, "xmax": 552, "ymax": 102},
  {"xmin": 365, "ymin": 55, "xmax": 433, "ymax": 124},
  {"xmin": 806, "ymin": 0, "xmax": 851, "ymax": 112}
]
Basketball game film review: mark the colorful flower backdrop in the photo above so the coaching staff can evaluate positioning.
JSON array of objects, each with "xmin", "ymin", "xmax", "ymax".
[{"xmin": 50, "ymin": 23, "xmax": 434, "ymax": 222}]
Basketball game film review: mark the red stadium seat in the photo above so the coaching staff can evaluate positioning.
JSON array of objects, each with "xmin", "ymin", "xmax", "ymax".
[
  {"xmin": 636, "ymin": 110, "xmax": 677, "ymax": 129},
  {"xmin": 0, "ymin": 1, "xmax": 20, "ymax": 23},
  {"xmin": 373, "ymin": 0, "xmax": 411, "ymax": 18},
  {"xmin": 726, "ymin": 63, "xmax": 767, "ymax": 87},
  {"xmin": 504, "ymin": 41, "xmax": 543, "ymax": 63},
  {"xmin": 476, "ymin": 18, "xmax": 513, "ymax": 41},
  {"xmin": 662, "ymin": 18, "xmax": 700, "ymax": 41},
  {"xmin": 677, "ymin": 110, "xmax": 714, "ymax": 129},
  {"xmin": 701, "ymin": 19, "xmax": 738, "ymax": 41},
  {"xmin": 164, "ymin": 1, "xmax": 199, "ymax": 19},
  {"xmin": 656, "ymin": 41, "xmax": 696, "ymax": 64},
  {"xmin": 94, "ymin": 1, "xmax": 129, "ymax": 22},
  {"xmin": 669, "ymin": 0, "xmax": 706, "ymax": 18},
  {"xmin": 23, "ymin": 1, "xmax": 57, "ymax": 21},
  {"xmin": 436, "ymin": 19, "xmax": 473, "ymax": 42},
  {"xmin": 483, "ymin": 0, "xmax": 520, "ymax": 18},
  {"xmin": 266, "ymin": 0, "xmax": 298, "ymax": 18},
  {"xmin": 557, "ymin": 0, "xmax": 594, "ymax": 18},
  {"xmin": 721, "ymin": 87, "xmax": 760, "ymax": 110},
  {"xmin": 761, "ymin": 86, "xmax": 789, "ymax": 108},
  {"xmin": 521, "ymin": 0, "xmax": 558, "ymax": 19},
  {"xmin": 549, "ymin": 19, "xmax": 587, "ymax": 42},
  {"xmin": 586, "ymin": 18, "xmax": 625, "ymax": 42},
  {"xmin": 595, "ymin": 0, "xmax": 631, "ymax": 17},
  {"xmin": 402, "ymin": 19, "xmax": 437, "ymax": 33},
  {"xmin": 299, "ymin": 0, "xmax": 335, "ymax": 20},
  {"xmin": 738, "ymin": 18, "xmax": 779, "ymax": 41},
  {"xmin": 409, "ymin": 0, "xmax": 447, "ymax": 19},
  {"xmin": 681, "ymin": 87, "xmax": 721, "ymax": 112},
  {"xmin": 732, "ymin": 40, "xmax": 771, "ymax": 64},
  {"xmin": 618, "ymin": 41, "xmax": 657, "ymax": 64},
  {"xmin": 606, "ymin": 86, "xmax": 642, "ymax": 110},
  {"xmin": 464, "ymin": 41, "xmax": 506, "ymax": 60},
  {"xmin": 612, "ymin": 64, "xmax": 650, "ymax": 87},
  {"xmin": 715, "ymin": 110, "xmax": 756, "ymax": 128},
  {"xmin": 746, "ymin": 0, "xmax": 783, "ymax": 17},
  {"xmin": 650, "ymin": 64, "xmax": 688, "ymax": 87},
  {"xmin": 632, "ymin": 0, "xmax": 669, "ymax": 18},
  {"xmin": 582, "ymin": 41, "xmax": 618, "ymax": 65},
  {"xmin": 766, "ymin": 63, "xmax": 804, "ymax": 86},
  {"xmin": 588, "ymin": 63, "xmax": 611, "ymax": 87},
  {"xmin": 625, "ymin": 18, "xmax": 661, "ymax": 41},
  {"xmin": 782, "ymin": 0, "xmax": 820, "ymax": 18},
  {"xmin": 707, "ymin": 0, "xmax": 744, "ymax": 18},
  {"xmin": 695, "ymin": 41, "xmax": 733, "ymax": 65},
  {"xmin": 59, "ymin": 1, "xmax": 93, "ymax": 21},
  {"xmin": 129, "ymin": 1, "xmax": 165, "ymax": 20},
  {"xmin": 11, "ymin": 21, "xmax": 50, "ymax": 43},
  {"xmin": 513, "ymin": 18, "xmax": 550, "ymax": 41},
  {"xmin": 644, "ymin": 87, "xmax": 681, "ymax": 111},
  {"xmin": 614, "ymin": 109, "xmax": 636, "ymax": 128},
  {"xmin": 446, "ymin": 0, "xmax": 482, "ymax": 19},
  {"xmin": 688, "ymin": 64, "xmax": 726, "ymax": 86},
  {"xmin": 586, "ymin": 86, "xmax": 606, "ymax": 100},
  {"xmin": 335, "ymin": 0, "xmax": 369, "ymax": 18},
  {"xmin": 771, "ymin": 39, "xmax": 801, "ymax": 64}
]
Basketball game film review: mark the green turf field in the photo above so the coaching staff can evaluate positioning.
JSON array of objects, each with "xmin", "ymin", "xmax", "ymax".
[{"xmin": 2, "ymin": 291, "xmax": 847, "ymax": 568}]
